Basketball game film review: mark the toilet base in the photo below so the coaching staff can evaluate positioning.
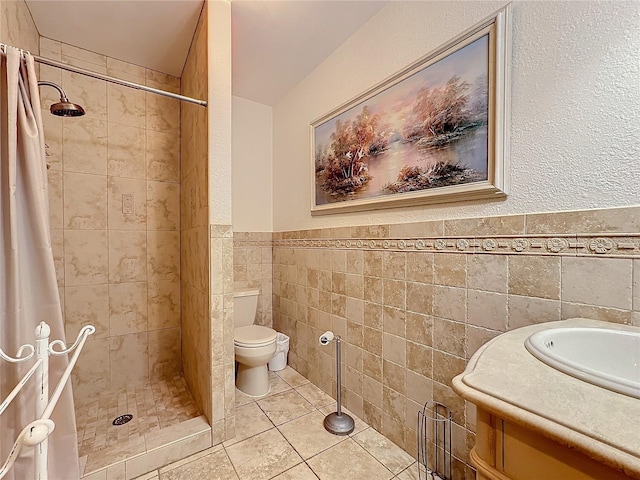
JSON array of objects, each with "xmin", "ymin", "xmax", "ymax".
[{"xmin": 236, "ymin": 363, "xmax": 270, "ymax": 397}]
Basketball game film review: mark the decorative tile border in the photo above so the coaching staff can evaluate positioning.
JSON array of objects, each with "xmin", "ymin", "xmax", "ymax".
[{"xmin": 269, "ymin": 233, "xmax": 640, "ymax": 258}]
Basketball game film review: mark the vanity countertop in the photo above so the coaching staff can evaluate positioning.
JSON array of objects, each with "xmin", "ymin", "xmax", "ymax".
[{"xmin": 452, "ymin": 318, "xmax": 640, "ymax": 479}]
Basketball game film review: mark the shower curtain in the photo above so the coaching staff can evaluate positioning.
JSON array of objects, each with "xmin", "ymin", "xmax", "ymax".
[{"xmin": 0, "ymin": 47, "xmax": 80, "ymax": 480}]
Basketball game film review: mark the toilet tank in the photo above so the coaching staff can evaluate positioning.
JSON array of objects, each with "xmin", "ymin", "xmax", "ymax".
[{"xmin": 233, "ymin": 288, "xmax": 260, "ymax": 327}]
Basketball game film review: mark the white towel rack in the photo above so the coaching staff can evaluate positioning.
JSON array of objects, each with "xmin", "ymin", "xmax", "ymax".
[{"xmin": 0, "ymin": 321, "xmax": 95, "ymax": 480}]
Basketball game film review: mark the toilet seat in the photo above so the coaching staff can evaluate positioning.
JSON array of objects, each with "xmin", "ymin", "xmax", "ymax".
[{"xmin": 234, "ymin": 325, "xmax": 277, "ymax": 348}]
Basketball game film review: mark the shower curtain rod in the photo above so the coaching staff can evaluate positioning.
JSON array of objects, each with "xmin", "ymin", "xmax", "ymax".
[{"xmin": 0, "ymin": 42, "xmax": 207, "ymax": 107}]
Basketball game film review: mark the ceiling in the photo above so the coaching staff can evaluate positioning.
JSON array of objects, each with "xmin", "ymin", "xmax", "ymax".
[{"xmin": 25, "ymin": 0, "xmax": 387, "ymax": 106}]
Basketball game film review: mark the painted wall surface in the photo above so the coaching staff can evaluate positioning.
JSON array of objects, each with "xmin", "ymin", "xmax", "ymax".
[
  {"xmin": 38, "ymin": 38, "xmax": 183, "ymax": 401},
  {"xmin": 232, "ymin": 96, "xmax": 273, "ymax": 232},
  {"xmin": 272, "ymin": 1, "xmax": 640, "ymax": 231},
  {"xmin": 208, "ymin": 0, "xmax": 232, "ymax": 224}
]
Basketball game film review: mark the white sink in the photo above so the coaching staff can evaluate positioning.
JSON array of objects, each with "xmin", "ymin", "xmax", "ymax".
[{"xmin": 525, "ymin": 327, "xmax": 640, "ymax": 399}]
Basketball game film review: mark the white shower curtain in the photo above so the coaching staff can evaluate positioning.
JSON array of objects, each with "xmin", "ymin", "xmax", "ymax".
[{"xmin": 0, "ymin": 47, "xmax": 80, "ymax": 480}]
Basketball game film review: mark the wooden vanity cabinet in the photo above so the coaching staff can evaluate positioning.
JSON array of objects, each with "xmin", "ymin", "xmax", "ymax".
[{"xmin": 472, "ymin": 407, "xmax": 632, "ymax": 480}]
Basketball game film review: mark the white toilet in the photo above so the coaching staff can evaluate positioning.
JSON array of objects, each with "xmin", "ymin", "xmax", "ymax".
[{"xmin": 234, "ymin": 288, "xmax": 277, "ymax": 397}]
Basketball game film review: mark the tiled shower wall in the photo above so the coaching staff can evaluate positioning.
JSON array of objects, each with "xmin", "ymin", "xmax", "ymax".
[
  {"xmin": 40, "ymin": 38, "xmax": 182, "ymax": 399},
  {"xmin": 266, "ymin": 206, "xmax": 640, "ymax": 480},
  {"xmin": 233, "ymin": 232, "xmax": 273, "ymax": 328},
  {"xmin": 180, "ymin": 5, "xmax": 212, "ymax": 424}
]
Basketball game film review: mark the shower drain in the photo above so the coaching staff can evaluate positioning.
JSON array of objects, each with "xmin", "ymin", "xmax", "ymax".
[{"xmin": 112, "ymin": 414, "xmax": 133, "ymax": 426}]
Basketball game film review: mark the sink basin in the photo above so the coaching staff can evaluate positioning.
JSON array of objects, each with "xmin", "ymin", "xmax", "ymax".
[{"xmin": 525, "ymin": 327, "xmax": 640, "ymax": 399}]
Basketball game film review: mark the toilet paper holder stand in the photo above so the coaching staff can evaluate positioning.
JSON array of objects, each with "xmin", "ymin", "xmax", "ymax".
[{"xmin": 319, "ymin": 331, "xmax": 355, "ymax": 435}]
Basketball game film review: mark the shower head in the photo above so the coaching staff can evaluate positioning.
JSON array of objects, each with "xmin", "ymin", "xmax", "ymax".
[{"xmin": 37, "ymin": 81, "xmax": 85, "ymax": 117}]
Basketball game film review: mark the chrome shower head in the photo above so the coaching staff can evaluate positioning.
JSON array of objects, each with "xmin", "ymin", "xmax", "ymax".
[{"xmin": 38, "ymin": 81, "xmax": 85, "ymax": 117}]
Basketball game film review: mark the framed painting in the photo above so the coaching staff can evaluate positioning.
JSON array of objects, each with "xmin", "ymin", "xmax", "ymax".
[{"xmin": 311, "ymin": 5, "xmax": 511, "ymax": 215}]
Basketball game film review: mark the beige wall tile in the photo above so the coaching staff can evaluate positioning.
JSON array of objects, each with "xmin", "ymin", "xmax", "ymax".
[
  {"xmin": 433, "ymin": 286, "xmax": 466, "ymax": 322},
  {"xmin": 64, "ymin": 230, "xmax": 108, "ymax": 285},
  {"xmin": 345, "ymin": 274, "xmax": 364, "ymax": 299},
  {"xmin": 363, "ymin": 326, "xmax": 382, "ymax": 356},
  {"xmin": 466, "ymin": 326, "xmax": 500, "ymax": 360},
  {"xmin": 42, "ymin": 111, "xmax": 62, "ymax": 170},
  {"xmin": 65, "ymin": 285, "xmax": 109, "ymax": 340},
  {"xmin": 444, "ymin": 215, "xmax": 525, "ymax": 236},
  {"xmin": 405, "ymin": 312, "xmax": 432, "ymax": 346},
  {"xmin": 148, "ymin": 181, "xmax": 180, "ymax": 231},
  {"xmin": 51, "ymin": 229, "xmax": 65, "ymax": 286},
  {"xmin": 61, "ymin": 67, "xmax": 108, "ymax": 121},
  {"xmin": 63, "ymin": 172, "xmax": 107, "ymax": 229},
  {"xmin": 389, "ymin": 221, "xmax": 444, "ymax": 238},
  {"xmin": 63, "ymin": 118, "xmax": 107, "ymax": 174},
  {"xmin": 561, "ymin": 257, "xmax": 633, "ymax": 310},
  {"xmin": 405, "ymin": 370, "xmax": 432, "ymax": 405},
  {"xmin": 467, "ymin": 254, "xmax": 507, "ymax": 293},
  {"xmin": 62, "ymin": 44, "xmax": 106, "ymax": 66},
  {"xmin": 383, "ymin": 252, "xmax": 406, "ymax": 280},
  {"xmin": 110, "ymin": 332, "xmax": 149, "ymax": 388},
  {"xmin": 383, "ymin": 306, "xmax": 405, "ymax": 336},
  {"xmin": 47, "ymin": 169, "xmax": 63, "ymax": 229},
  {"xmin": 561, "ymin": 302, "xmax": 631, "ymax": 324},
  {"xmin": 526, "ymin": 206, "xmax": 640, "ymax": 234},
  {"xmin": 109, "ymin": 282, "xmax": 148, "ymax": 335},
  {"xmin": 508, "ymin": 255, "xmax": 560, "ymax": 300},
  {"xmin": 433, "ymin": 318, "xmax": 465, "ymax": 357},
  {"xmin": 148, "ymin": 279, "xmax": 181, "ymax": 330},
  {"xmin": 108, "ymin": 84, "xmax": 145, "ymax": 128},
  {"xmin": 364, "ymin": 251, "xmax": 383, "ymax": 277},
  {"xmin": 406, "ymin": 282, "xmax": 432, "ymax": 315},
  {"xmin": 406, "ymin": 341, "xmax": 432, "ymax": 378},
  {"xmin": 405, "ymin": 252, "xmax": 433, "ymax": 284},
  {"xmin": 147, "ymin": 130, "xmax": 180, "ymax": 182},
  {"xmin": 107, "ymin": 122, "xmax": 146, "ymax": 178},
  {"xmin": 108, "ymin": 230, "xmax": 147, "ymax": 282},
  {"xmin": 634, "ymin": 260, "xmax": 640, "ymax": 311},
  {"xmin": 433, "ymin": 350, "xmax": 465, "ymax": 388},
  {"xmin": 346, "ymin": 250, "xmax": 364, "ymax": 275},
  {"xmin": 149, "ymin": 327, "xmax": 181, "ymax": 380},
  {"xmin": 383, "ymin": 279, "xmax": 406, "ymax": 309},
  {"xmin": 107, "ymin": 57, "xmax": 146, "ymax": 78},
  {"xmin": 383, "ymin": 333, "xmax": 406, "ymax": 367},
  {"xmin": 363, "ymin": 375, "xmax": 383, "ymax": 408},
  {"xmin": 383, "ymin": 360, "xmax": 405, "ymax": 394},
  {"xmin": 147, "ymin": 94, "xmax": 180, "ymax": 134},
  {"xmin": 508, "ymin": 295, "xmax": 561, "ymax": 330},
  {"xmin": 146, "ymin": 69, "xmax": 180, "ymax": 89},
  {"xmin": 71, "ymin": 338, "xmax": 110, "ymax": 398},
  {"xmin": 467, "ymin": 290, "xmax": 508, "ymax": 331},
  {"xmin": 434, "ymin": 253, "xmax": 466, "ymax": 287},
  {"xmin": 108, "ymin": 177, "xmax": 147, "ymax": 229}
]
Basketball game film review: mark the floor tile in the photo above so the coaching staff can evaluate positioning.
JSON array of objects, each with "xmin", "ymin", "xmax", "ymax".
[
  {"xmin": 295, "ymin": 383, "xmax": 335, "ymax": 408},
  {"xmin": 257, "ymin": 390, "xmax": 315, "ymax": 426},
  {"xmin": 353, "ymin": 427, "xmax": 415, "ymax": 474},
  {"xmin": 395, "ymin": 463, "xmax": 432, "ymax": 480},
  {"xmin": 266, "ymin": 371, "xmax": 295, "ymax": 396},
  {"xmin": 159, "ymin": 448, "xmax": 238, "ymax": 480},
  {"xmin": 272, "ymin": 462, "xmax": 319, "ymax": 479},
  {"xmin": 225, "ymin": 428, "xmax": 303, "ymax": 480},
  {"xmin": 235, "ymin": 389, "xmax": 255, "ymax": 407},
  {"xmin": 279, "ymin": 411, "xmax": 347, "ymax": 460},
  {"xmin": 307, "ymin": 438, "xmax": 393, "ymax": 480},
  {"xmin": 224, "ymin": 401, "xmax": 274, "ymax": 447},
  {"xmin": 158, "ymin": 445, "xmax": 223, "ymax": 474},
  {"xmin": 277, "ymin": 367, "xmax": 311, "ymax": 387}
]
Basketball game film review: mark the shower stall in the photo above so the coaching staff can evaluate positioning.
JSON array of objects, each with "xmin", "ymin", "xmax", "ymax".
[{"xmin": 0, "ymin": 0, "xmax": 235, "ymax": 478}]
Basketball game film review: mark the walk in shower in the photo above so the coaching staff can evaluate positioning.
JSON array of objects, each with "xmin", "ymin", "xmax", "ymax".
[{"xmin": 0, "ymin": 0, "xmax": 214, "ymax": 477}]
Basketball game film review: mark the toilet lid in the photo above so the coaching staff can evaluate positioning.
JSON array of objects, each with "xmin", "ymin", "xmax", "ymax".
[{"xmin": 234, "ymin": 325, "xmax": 277, "ymax": 347}]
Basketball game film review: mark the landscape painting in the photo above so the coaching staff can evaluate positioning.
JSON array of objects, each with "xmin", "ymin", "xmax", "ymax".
[{"xmin": 311, "ymin": 9, "xmax": 511, "ymax": 214}]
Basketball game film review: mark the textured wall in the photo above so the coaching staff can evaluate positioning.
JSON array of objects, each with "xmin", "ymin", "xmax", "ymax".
[
  {"xmin": 272, "ymin": 205, "xmax": 640, "ymax": 479},
  {"xmin": 181, "ymin": 4, "xmax": 211, "ymax": 422},
  {"xmin": 232, "ymin": 96, "xmax": 273, "ymax": 232},
  {"xmin": 272, "ymin": 0, "xmax": 640, "ymax": 231},
  {"xmin": 39, "ymin": 38, "xmax": 182, "ymax": 399}
]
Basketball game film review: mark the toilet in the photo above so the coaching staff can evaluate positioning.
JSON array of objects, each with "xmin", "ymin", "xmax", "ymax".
[{"xmin": 233, "ymin": 288, "xmax": 277, "ymax": 397}]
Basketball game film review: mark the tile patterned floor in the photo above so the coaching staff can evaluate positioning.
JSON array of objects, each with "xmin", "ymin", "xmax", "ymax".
[
  {"xmin": 76, "ymin": 375, "xmax": 201, "ymax": 458},
  {"xmin": 133, "ymin": 367, "xmax": 433, "ymax": 480}
]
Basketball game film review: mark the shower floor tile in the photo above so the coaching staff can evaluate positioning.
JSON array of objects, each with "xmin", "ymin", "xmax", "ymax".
[{"xmin": 75, "ymin": 375, "xmax": 201, "ymax": 458}]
